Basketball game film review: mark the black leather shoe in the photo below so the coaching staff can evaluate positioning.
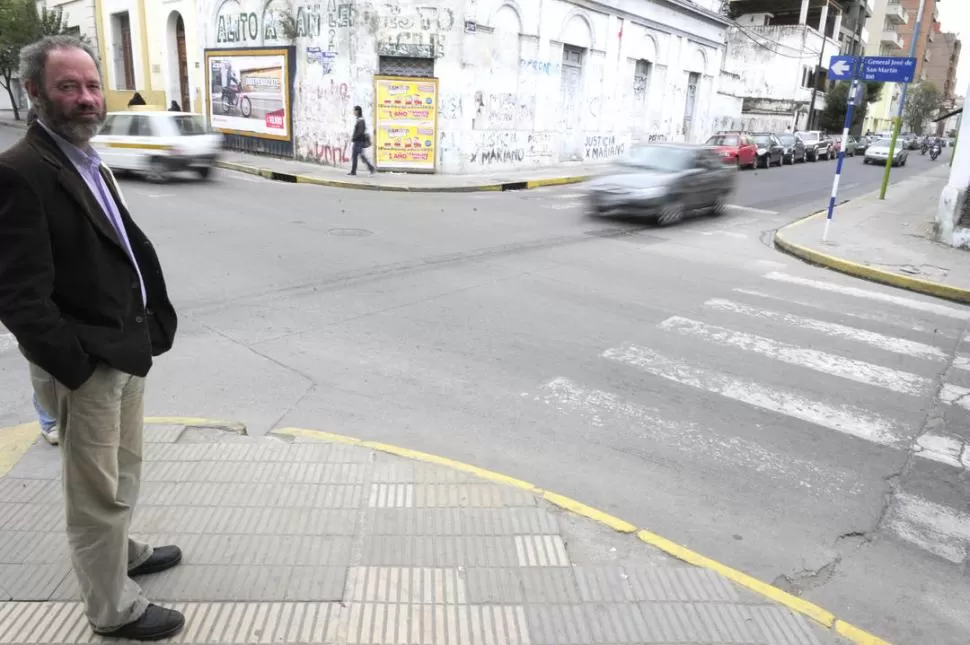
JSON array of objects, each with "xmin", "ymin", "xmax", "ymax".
[
  {"xmin": 96, "ymin": 604, "xmax": 185, "ymax": 640},
  {"xmin": 128, "ymin": 545, "xmax": 182, "ymax": 577}
]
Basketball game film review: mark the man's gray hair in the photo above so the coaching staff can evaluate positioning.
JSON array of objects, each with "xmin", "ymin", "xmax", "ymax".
[{"xmin": 19, "ymin": 35, "xmax": 101, "ymax": 88}]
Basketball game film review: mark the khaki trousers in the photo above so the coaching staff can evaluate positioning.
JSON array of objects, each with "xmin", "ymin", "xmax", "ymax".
[{"xmin": 29, "ymin": 362, "xmax": 152, "ymax": 632}]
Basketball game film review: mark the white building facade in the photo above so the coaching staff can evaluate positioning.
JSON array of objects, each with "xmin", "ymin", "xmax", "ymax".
[{"xmin": 198, "ymin": 0, "xmax": 737, "ymax": 172}]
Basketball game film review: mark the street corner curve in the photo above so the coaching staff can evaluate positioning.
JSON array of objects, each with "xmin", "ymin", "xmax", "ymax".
[
  {"xmin": 268, "ymin": 426, "xmax": 891, "ymax": 645},
  {"xmin": 0, "ymin": 422, "xmax": 41, "ymax": 477},
  {"xmin": 773, "ymin": 229, "xmax": 970, "ymax": 305}
]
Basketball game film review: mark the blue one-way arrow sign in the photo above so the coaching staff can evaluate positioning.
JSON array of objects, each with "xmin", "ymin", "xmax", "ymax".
[
  {"xmin": 827, "ymin": 56, "xmax": 857, "ymax": 80},
  {"xmin": 860, "ymin": 56, "xmax": 917, "ymax": 83}
]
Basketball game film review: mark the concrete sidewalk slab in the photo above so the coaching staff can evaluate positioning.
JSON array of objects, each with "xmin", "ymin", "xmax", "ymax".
[
  {"xmin": 775, "ymin": 165, "xmax": 970, "ymax": 304},
  {"xmin": 0, "ymin": 419, "xmax": 877, "ymax": 644},
  {"xmin": 215, "ymin": 150, "xmax": 600, "ymax": 193}
]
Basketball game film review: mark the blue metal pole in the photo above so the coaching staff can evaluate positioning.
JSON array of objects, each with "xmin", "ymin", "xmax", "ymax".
[
  {"xmin": 879, "ymin": 0, "xmax": 926, "ymax": 200},
  {"xmin": 824, "ymin": 78, "xmax": 860, "ymax": 242}
]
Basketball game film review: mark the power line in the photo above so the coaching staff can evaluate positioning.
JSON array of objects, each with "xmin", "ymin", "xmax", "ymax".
[{"xmin": 732, "ymin": 24, "xmax": 823, "ymax": 59}]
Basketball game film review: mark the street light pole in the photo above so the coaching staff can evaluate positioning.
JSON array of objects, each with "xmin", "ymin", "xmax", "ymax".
[{"xmin": 879, "ymin": 0, "xmax": 926, "ymax": 200}]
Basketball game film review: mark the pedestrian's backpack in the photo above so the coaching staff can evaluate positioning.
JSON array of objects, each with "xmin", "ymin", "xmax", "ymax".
[{"xmin": 363, "ymin": 131, "xmax": 372, "ymax": 148}]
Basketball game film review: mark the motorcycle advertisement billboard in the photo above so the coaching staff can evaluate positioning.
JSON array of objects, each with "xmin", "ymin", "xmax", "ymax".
[{"xmin": 204, "ymin": 47, "xmax": 294, "ymax": 142}]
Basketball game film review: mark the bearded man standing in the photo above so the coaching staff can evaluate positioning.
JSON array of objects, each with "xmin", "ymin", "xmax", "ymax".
[{"xmin": 0, "ymin": 36, "xmax": 184, "ymax": 640}]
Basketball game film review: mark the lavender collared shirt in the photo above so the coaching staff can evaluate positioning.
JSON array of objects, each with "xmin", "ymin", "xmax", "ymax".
[{"xmin": 39, "ymin": 120, "xmax": 147, "ymax": 306}]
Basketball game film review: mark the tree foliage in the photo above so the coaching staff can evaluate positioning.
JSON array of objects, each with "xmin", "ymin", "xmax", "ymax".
[
  {"xmin": 818, "ymin": 81, "xmax": 883, "ymax": 134},
  {"xmin": 904, "ymin": 81, "xmax": 942, "ymax": 135},
  {"xmin": 0, "ymin": 0, "xmax": 80, "ymax": 120}
]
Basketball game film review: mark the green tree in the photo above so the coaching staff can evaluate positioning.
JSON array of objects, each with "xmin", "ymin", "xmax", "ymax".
[
  {"xmin": 0, "ymin": 1, "xmax": 78, "ymax": 120},
  {"xmin": 818, "ymin": 81, "xmax": 883, "ymax": 134},
  {"xmin": 903, "ymin": 81, "xmax": 942, "ymax": 135}
]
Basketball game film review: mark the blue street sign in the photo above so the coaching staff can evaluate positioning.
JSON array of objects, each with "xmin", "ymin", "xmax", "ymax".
[
  {"xmin": 860, "ymin": 56, "xmax": 917, "ymax": 83},
  {"xmin": 827, "ymin": 56, "xmax": 857, "ymax": 80}
]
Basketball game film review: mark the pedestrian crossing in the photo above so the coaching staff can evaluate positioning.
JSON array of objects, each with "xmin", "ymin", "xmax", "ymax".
[{"xmin": 537, "ymin": 269, "xmax": 970, "ymax": 564}]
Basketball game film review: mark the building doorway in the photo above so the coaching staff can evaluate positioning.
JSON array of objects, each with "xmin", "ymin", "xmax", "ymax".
[{"xmin": 167, "ymin": 12, "xmax": 191, "ymax": 111}]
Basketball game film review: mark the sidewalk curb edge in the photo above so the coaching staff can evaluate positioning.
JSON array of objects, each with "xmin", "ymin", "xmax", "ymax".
[
  {"xmin": 775, "ymin": 215, "xmax": 970, "ymax": 305},
  {"xmin": 0, "ymin": 417, "xmax": 246, "ymax": 477},
  {"xmin": 214, "ymin": 160, "xmax": 593, "ymax": 193},
  {"xmin": 272, "ymin": 426, "xmax": 892, "ymax": 645}
]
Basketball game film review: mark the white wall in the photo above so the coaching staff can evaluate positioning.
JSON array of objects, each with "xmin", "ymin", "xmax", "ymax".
[
  {"xmin": 198, "ymin": 0, "xmax": 733, "ymax": 173},
  {"xmin": 41, "ymin": 0, "xmax": 99, "ymax": 50},
  {"xmin": 145, "ymin": 0, "xmax": 204, "ymax": 111}
]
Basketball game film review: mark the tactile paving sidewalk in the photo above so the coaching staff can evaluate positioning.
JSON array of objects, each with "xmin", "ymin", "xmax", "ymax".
[{"xmin": 0, "ymin": 424, "xmax": 846, "ymax": 644}]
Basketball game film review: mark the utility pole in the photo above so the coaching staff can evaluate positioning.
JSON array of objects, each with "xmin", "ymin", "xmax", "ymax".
[
  {"xmin": 806, "ymin": 42, "xmax": 827, "ymax": 130},
  {"xmin": 879, "ymin": 0, "xmax": 927, "ymax": 200}
]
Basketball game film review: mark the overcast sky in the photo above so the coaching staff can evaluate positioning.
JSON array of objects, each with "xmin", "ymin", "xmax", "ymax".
[{"xmin": 936, "ymin": 0, "xmax": 968, "ymax": 96}]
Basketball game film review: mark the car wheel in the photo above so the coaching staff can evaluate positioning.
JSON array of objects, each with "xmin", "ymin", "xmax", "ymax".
[
  {"xmin": 709, "ymin": 195, "xmax": 726, "ymax": 218},
  {"xmin": 195, "ymin": 166, "xmax": 212, "ymax": 180},
  {"xmin": 145, "ymin": 157, "xmax": 170, "ymax": 184},
  {"xmin": 658, "ymin": 199, "xmax": 685, "ymax": 226}
]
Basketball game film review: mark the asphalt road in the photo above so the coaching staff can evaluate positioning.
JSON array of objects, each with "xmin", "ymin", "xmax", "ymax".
[{"xmin": 1, "ymin": 126, "xmax": 967, "ymax": 645}]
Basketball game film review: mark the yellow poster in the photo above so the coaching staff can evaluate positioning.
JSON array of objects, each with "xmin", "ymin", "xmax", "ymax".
[{"xmin": 374, "ymin": 76, "xmax": 438, "ymax": 171}]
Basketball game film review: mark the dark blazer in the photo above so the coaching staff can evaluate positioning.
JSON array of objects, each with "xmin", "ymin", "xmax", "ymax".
[{"xmin": 0, "ymin": 124, "xmax": 177, "ymax": 390}]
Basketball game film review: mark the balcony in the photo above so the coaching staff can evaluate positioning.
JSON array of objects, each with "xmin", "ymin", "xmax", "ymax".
[
  {"xmin": 886, "ymin": 0, "xmax": 908, "ymax": 25},
  {"xmin": 881, "ymin": 30, "xmax": 904, "ymax": 49}
]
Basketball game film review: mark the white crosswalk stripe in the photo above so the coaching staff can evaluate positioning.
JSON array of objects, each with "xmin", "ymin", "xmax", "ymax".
[
  {"xmin": 659, "ymin": 316, "xmax": 932, "ymax": 395},
  {"xmin": 706, "ymin": 298, "xmax": 948, "ymax": 360},
  {"xmin": 764, "ymin": 271, "xmax": 970, "ymax": 320},
  {"xmin": 602, "ymin": 344, "xmax": 909, "ymax": 447},
  {"xmin": 538, "ymin": 269, "xmax": 970, "ymax": 563},
  {"xmin": 0, "ymin": 332, "xmax": 15, "ymax": 354}
]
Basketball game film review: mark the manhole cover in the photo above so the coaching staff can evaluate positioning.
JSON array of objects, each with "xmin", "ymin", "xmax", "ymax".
[{"xmin": 328, "ymin": 228, "xmax": 373, "ymax": 237}]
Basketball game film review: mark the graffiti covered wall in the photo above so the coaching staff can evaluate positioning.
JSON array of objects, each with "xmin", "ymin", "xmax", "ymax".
[{"xmin": 200, "ymin": 0, "xmax": 734, "ymax": 172}]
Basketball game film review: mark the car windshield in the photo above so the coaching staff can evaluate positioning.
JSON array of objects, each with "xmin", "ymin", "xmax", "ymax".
[
  {"xmin": 778, "ymin": 135, "xmax": 796, "ymax": 145},
  {"xmin": 871, "ymin": 138, "xmax": 894, "ymax": 147},
  {"xmin": 617, "ymin": 145, "xmax": 694, "ymax": 172},
  {"xmin": 801, "ymin": 133, "xmax": 819, "ymax": 142},
  {"xmin": 753, "ymin": 135, "xmax": 772, "ymax": 145},
  {"xmin": 173, "ymin": 115, "xmax": 209, "ymax": 135},
  {"xmin": 706, "ymin": 134, "xmax": 738, "ymax": 147}
]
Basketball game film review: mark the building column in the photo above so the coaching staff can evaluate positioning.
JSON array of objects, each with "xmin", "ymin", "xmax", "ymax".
[
  {"xmin": 833, "ymin": 9, "xmax": 843, "ymax": 43},
  {"xmin": 799, "ymin": 0, "xmax": 810, "ymax": 25},
  {"xmin": 819, "ymin": 1, "xmax": 830, "ymax": 38}
]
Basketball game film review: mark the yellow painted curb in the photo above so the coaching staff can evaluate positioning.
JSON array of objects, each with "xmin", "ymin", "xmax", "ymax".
[
  {"xmin": 636, "ymin": 528, "xmax": 835, "ymax": 627},
  {"xmin": 525, "ymin": 175, "xmax": 594, "ymax": 189},
  {"xmin": 270, "ymin": 426, "xmax": 891, "ymax": 645},
  {"xmin": 775, "ymin": 221, "xmax": 970, "ymax": 305},
  {"xmin": 0, "ymin": 423, "xmax": 41, "ymax": 477}
]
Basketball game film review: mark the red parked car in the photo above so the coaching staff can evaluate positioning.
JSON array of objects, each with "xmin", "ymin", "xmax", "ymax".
[{"xmin": 705, "ymin": 131, "xmax": 757, "ymax": 169}]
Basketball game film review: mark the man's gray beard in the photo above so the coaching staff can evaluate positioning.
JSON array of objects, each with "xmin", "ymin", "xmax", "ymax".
[{"xmin": 33, "ymin": 92, "xmax": 106, "ymax": 146}]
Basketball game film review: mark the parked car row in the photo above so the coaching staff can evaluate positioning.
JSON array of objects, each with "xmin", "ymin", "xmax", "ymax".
[{"xmin": 704, "ymin": 130, "xmax": 904, "ymax": 169}]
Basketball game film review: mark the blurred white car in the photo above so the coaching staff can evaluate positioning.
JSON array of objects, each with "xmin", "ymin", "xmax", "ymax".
[
  {"xmin": 92, "ymin": 110, "xmax": 223, "ymax": 182},
  {"xmin": 862, "ymin": 138, "xmax": 908, "ymax": 167}
]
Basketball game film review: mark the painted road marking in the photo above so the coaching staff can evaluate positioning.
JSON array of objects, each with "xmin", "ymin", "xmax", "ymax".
[
  {"xmin": 725, "ymin": 204, "xmax": 779, "ymax": 216},
  {"xmin": 659, "ymin": 316, "xmax": 932, "ymax": 396},
  {"xmin": 0, "ymin": 332, "xmax": 15, "ymax": 353},
  {"xmin": 939, "ymin": 383, "xmax": 970, "ymax": 410},
  {"xmin": 952, "ymin": 355, "xmax": 970, "ymax": 371},
  {"xmin": 540, "ymin": 377, "xmax": 860, "ymax": 496},
  {"xmin": 706, "ymin": 298, "xmax": 948, "ymax": 361},
  {"xmin": 602, "ymin": 344, "xmax": 908, "ymax": 447},
  {"xmin": 887, "ymin": 492, "xmax": 970, "ymax": 564},
  {"xmin": 733, "ymin": 288, "xmax": 946, "ymax": 335},
  {"xmin": 914, "ymin": 432, "xmax": 966, "ymax": 469},
  {"xmin": 764, "ymin": 272, "xmax": 970, "ymax": 320},
  {"xmin": 700, "ymin": 230, "xmax": 747, "ymax": 238}
]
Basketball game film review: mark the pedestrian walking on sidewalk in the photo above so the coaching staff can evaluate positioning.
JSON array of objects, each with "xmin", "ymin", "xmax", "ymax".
[
  {"xmin": 0, "ymin": 35, "xmax": 184, "ymax": 640},
  {"xmin": 348, "ymin": 104, "xmax": 375, "ymax": 175}
]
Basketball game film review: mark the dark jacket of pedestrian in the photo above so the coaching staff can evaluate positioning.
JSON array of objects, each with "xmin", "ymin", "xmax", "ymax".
[
  {"xmin": 0, "ymin": 125, "xmax": 178, "ymax": 389},
  {"xmin": 351, "ymin": 115, "xmax": 367, "ymax": 143}
]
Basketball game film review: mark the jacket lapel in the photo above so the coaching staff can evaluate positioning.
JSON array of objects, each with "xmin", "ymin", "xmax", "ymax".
[{"xmin": 27, "ymin": 124, "xmax": 126, "ymax": 251}]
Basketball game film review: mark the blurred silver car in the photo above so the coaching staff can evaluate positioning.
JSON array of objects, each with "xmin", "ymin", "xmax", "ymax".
[
  {"xmin": 585, "ymin": 144, "xmax": 737, "ymax": 225},
  {"xmin": 863, "ymin": 138, "xmax": 908, "ymax": 167}
]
